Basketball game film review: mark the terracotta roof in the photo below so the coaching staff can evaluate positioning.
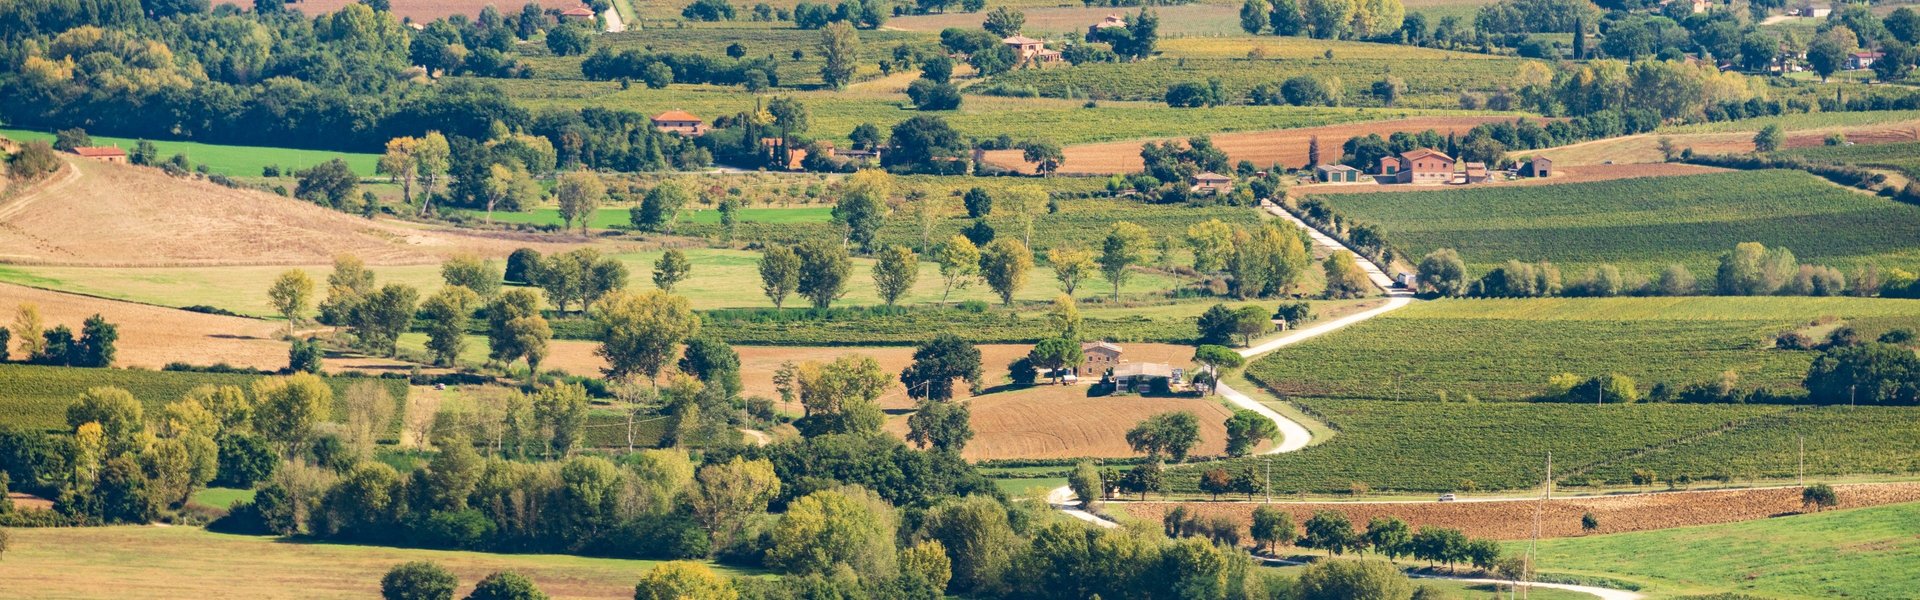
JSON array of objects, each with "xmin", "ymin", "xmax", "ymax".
[
  {"xmin": 561, "ymin": 7, "xmax": 595, "ymax": 16},
  {"xmin": 652, "ymin": 110, "xmax": 702, "ymax": 123},
  {"xmin": 1002, "ymin": 35, "xmax": 1045, "ymax": 45},
  {"xmin": 1192, "ymin": 172, "xmax": 1231, "ymax": 182},
  {"xmin": 1851, "ymin": 51, "xmax": 1885, "ymax": 58},
  {"xmin": 72, "ymin": 146, "xmax": 126, "ymax": 157},
  {"xmin": 1401, "ymin": 148, "xmax": 1453, "ymax": 162}
]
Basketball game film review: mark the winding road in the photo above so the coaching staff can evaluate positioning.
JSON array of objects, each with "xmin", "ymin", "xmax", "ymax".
[{"xmin": 1044, "ymin": 202, "xmax": 1647, "ymax": 600}]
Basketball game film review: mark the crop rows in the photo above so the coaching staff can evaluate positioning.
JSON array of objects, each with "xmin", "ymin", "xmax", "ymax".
[
  {"xmin": 984, "ymin": 56, "xmax": 1538, "ymax": 109},
  {"xmin": 1578, "ymin": 406, "xmax": 1920, "ymax": 482},
  {"xmin": 0, "ymin": 364, "xmax": 409, "ymax": 434},
  {"xmin": 1785, "ymin": 141, "xmax": 1920, "ymax": 179},
  {"xmin": 1317, "ymin": 169, "xmax": 1920, "ymax": 274},
  {"xmin": 1165, "ymin": 399, "xmax": 1785, "ymax": 493},
  {"xmin": 683, "ymin": 198, "xmax": 1261, "ymax": 253},
  {"xmin": 1245, "ymin": 307, "xmax": 1816, "ymax": 402}
]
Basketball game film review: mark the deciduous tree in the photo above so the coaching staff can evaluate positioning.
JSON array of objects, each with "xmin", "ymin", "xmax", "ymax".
[
  {"xmin": 593, "ymin": 290, "xmax": 700, "ymax": 382},
  {"xmin": 979, "ymin": 238, "xmax": 1033, "ymax": 306},
  {"xmin": 1098, "ymin": 222, "xmax": 1151, "ymax": 299},
  {"xmin": 871, "ymin": 245, "xmax": 919, "ymax": 306},
  {"xmin": 652, "ymin": 249, "xmax": 693, "ymax": 292},
  {"xmin": 758, "ymin": 245, "xmax": 801, "ymax": 308},
  {"xmin": 934, "ymin": 236, "xmax": 980, "ymax": 302}
]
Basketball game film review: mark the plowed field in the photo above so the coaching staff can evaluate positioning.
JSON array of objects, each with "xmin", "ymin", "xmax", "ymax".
[{"xmin": 1113, "ymin": 482, "xmax": 1920, "ymax": 541}]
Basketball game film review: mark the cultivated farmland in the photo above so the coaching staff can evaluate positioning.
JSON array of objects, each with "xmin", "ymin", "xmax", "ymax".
[
  {"xmin": 0, "ymin": 363, "xmax": 409, "ymax": 435},
  {"xmin": 1524, "ymin": 500, "xmax": 1920, "ymax": 598},
  {"xmin": 1314, "ymin": 169, "xmax": 1920, "ymax": 275},
  {"xmin": 982, "ymin": 115, "xmax": 1521, "ymax": 174},
  {"xmin": 1784, "ymin": 140, "xmax": 1920, "ymax": 178},
  {"xmin": 1246, "ymin": 296, "xmax": 1920, "ymax": 401}
]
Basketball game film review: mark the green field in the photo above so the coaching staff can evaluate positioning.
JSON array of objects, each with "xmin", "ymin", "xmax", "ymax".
[
  {"xmin": 1784, "ymin": 140, "xmax": 1920, "ymax": 179},
  {"xmin": 0, "ymin": 526, "xmax": 755, "ymax": 599},
  {"xmin": 1657, "ymin": 109, "xmax": 1920, "ymax": 134},
  {"xmin": 0, "ymin": 244, "xmax": 1190, "ymax": 319},
  {"xmin": 0, "ymin": 364, "xmax": 409, "ymax": 435},
  {"xmin": 1, "ymin": 128, "xmax": 381, "ymax": 177},
  {"xmin": 1523, "ymin": 501, "xmax": 1920, "ymax": 599},
  {"xmin": 1577, "ymin": 406, "xmax": 1920, "ymax": 483},
  {"xmin": 683, "ymin": 197, "xmax": 1262, "ymax": 255},
  {"xmin": 189, "ymin": 487, "xmax": 257, "ymax": 510},
  {"xmin": 499, "ymin": 76, "xmax": 1477, "ymax": 145},
  {"xmin": 1316, "ymin": 169, "xmax": 1920, "ymax": 275},
  {"xmin": 1173, "ymin": 399, "xmax": 1787, "ymax": 494},
  {"xmin": 982, "ymin": 40, "xmax": 1544, "ymax": 109},
  {"xmin": 515, "ymin": 26, "xmax": 934, "ymax": 87},
  {"xmin": 1248, "ymin": 296, "xmax": 1920, "ymax": 402},
  {"xmin": 458, "ymin": 205, "xmax": 836, "ymax": 229}
]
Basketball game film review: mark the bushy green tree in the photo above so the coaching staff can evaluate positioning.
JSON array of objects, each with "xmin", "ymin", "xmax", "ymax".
[{"xmin": 382, "ymin": 561, "xmax": 458, "ymax": 600}]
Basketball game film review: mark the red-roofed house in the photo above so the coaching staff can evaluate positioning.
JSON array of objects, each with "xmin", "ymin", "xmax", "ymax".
[
  {"xmin": 560, "ymin": 6, "xmax": 596, "ymax": 21},
  {"xmin": 1189, "ymin": 172, "xmax": 1233, "ymax": 195},
  {"xmin": 1847, "ymin": 51, "xmax": 1884, "ymax": 70},
  {"xmin": 1377, "ymin": 148, "xmax": 1455, "ymax": 184},
  {"xmin": 651, "ymin": 110, "xmax": 707, "ymax": 136},
  {"xmin": 72, "ymin": 146, "xmax": 128, "ymax": 164},
  {"xmin": 1088, "ymin": 14, "xmax": 1127, "ymax": 36},
  {"xmin": 1002, "ymin": 35, "xmax": 1063, "ymax": 66}
]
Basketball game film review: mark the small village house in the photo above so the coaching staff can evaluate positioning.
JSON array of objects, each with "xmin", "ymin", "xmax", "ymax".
[
  {"xmin": 1002, "ymin": 35, "xmax": 1063, "ymax": 66},
  {"xmin": 71, "ymin": 146, "xmax": 127, "ymax": 164},
  {"xmin": 1088, "ymin": 14, "xmax": 1127, "ymax": 36},
  {"xmin": 1189, "ymin": 172, "xmax": 1233, "ymax": 195},
  {"xmin": 1377, "ymin": 148, "xmax": 1456, "ymax": 184},
  {"xmin": 1079, "ymin": 341, "xmax": 1123, "ymax": 378},
  {"xmin": 1847, "ymin": 51, "xmax": 1884, "ymax": 70},
  {"xmin": 560, "ymin": 6, "xmax": 596, "ymax": 21},
  {"xmin": 1314, "ymin": 164, "xmax": 1362, "ymax": 183},
  {"xmin": 1520, "ymin": 155, "xmax": 1552, "ymax": 178},
  {"xmin": 1110, "ymin": 362, "xmax": 1177, "ymax": 394},
  {"xmin": 651, "ymin": 110, "xmax": 708, "ymax": 136}
]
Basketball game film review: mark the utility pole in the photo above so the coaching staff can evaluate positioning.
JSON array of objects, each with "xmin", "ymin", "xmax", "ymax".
[
  {"xmin": 1264, "ymin": 455, "xmax": 1272, "ymax": 503},
  {"xmin": 1798, "ymin": 434, "xmax": 1805, "ymax": 486}
]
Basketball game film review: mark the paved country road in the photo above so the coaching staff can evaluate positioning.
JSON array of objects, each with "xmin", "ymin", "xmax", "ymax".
[{"xmin": 1044, "ymin": 201, "xmax": 1649, "ymax": 600}]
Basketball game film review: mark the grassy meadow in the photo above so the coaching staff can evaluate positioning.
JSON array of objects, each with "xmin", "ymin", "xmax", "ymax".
[
  {"xmin": 1315, "ymin": 169, "xmax": 1920, "ymax": 275},
  {"xmin": 1247, "ymin": 296, "xmax": 1920, "ymax": 402},
  {"xmin": 1, "ymin": 128, "xmax": 380, "ymax": 177},
  {"xmin": 1523, "ymin": 501, "xmax": 1920, "ymax": 599},
  {"xmin": 0, "ymin": 526, "xmax": 756, "ymax": 600}
]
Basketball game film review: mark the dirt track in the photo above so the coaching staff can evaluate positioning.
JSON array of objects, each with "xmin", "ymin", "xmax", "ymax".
[
  {"xmin": 1113, "ymin": 482, "xmax": 1920, "ymax": 541},
  {"xmin": 981, "ymin": 116, "xmax": 1522, "ymax": 175},
  {"xmin": 0, "ymin": 159, "xmax": 576, "ymax": 267}
]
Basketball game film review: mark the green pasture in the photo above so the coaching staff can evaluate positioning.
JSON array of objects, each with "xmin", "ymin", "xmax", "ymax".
[
  {"xmin": 1, "ymin": 128, "xmax": 380, "ymax": 177},
  {"xmin": 1315, "ymin": 169, "xmax": 1920, "ymax": 275},
  {"xmin": 1247, "ymin": 296, "xmax": 1920, "ymax": 402},
  {"xmin": 1523, "ymin": 501, "xmax": 1920, "ymax": 599},
  {"xmin": 189, "ymin": 487, "xmax": 257, "ymax": 510}
]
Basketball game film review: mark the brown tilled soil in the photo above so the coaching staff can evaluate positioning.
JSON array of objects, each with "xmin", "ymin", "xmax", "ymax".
[
  {"xmin": 0, "ymin": 282, "xmax": 430, "ymax": 374},
  {"xmin": 0, "ymin": 158, "xmax": 576, "ymax": 267},
  {"xmin": 888, "ymin": 383, "xmax": 1260, "ymax": 461},
  {"xmin": 269, "ymin": 0, "xmax": 588, "ymax": 21},
  {"xmin": 544, "ymin": 340, "xmax": 1222, "ymax": 459},
  {"xmin": 1539, "ymin": 122, "xmax": 1920, "ymax": 166},
  {"xmin": 981, "ymin": 116, "xmax": 1523, "ymax": 175},
  {"xmin": 1289, "ymin": 162, "xmax": 1727, "ymax": 196},
  {"xmin": 1112, "ymin": 482, "xmax": 1920, "ymax": 541}
]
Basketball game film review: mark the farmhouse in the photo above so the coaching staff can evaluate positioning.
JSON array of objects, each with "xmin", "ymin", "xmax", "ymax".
[
  {"xmin": 837, "ymin": 146, "xmax": 884, "ymax": 163},
  {"xmin": 1002, "ymin": 35, "xmax": 1063, "ymax": 66},
  {"xmin": 1519, "ymin": 155, "xmax": 1552, "ymax": 178},
  {"xmin": 1089, "ymin": 14, "xmax": 1127, "ymax": 35},
  {"xmin": 1314, "ymin": 164, "xmax": 1362, "ymax": 183},
  {"xmin": 559, "ymin": 6, "xmax": 596, "ymax": 21},
  {"xmin": 71, "ymin": 146, "xmax": 128, "ymax": 164},
  {"xmin": 1080, "ymin": 341, "xmax": 1123, "ymax": 377},
  {"xmin": 760, "ymin": 138, "xmax": 818, "ymax": 170},
  {"xmin": 1847, "ymin": 51, "xmax": 1884, "ymax": 70},
  {"xmin": 651, "ymin": 110, "xmax": 708, "ymax": 136},
  {"xmin": 1377, "ymin": 148, "xmax": 1455, "ymax": 184},
  {"xmin": 1190, "ymin": 172, "xmax": 1233, "ymax": 195},
  {"xmin": 1110, "ymin": 362, "xmax": 1178, "ymax": 394}
]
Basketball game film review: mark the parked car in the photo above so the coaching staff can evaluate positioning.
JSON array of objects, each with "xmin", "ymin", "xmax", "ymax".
[{"xmin": 1437, "ymin": 494, "xmax": 1457, "ymax": 502}]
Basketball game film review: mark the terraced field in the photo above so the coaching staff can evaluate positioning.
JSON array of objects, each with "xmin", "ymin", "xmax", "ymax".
[{"xmin": 1315, "ymin": 169, "xmax": 1920, "ymax": 274}]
